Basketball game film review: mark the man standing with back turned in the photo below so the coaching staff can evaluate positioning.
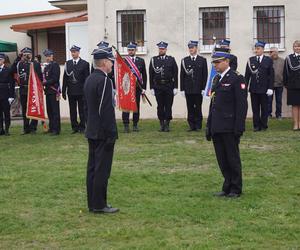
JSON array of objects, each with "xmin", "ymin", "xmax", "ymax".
[{"xmin": 84, "ymin": 47, "xmax": 119, "ymax": 214}]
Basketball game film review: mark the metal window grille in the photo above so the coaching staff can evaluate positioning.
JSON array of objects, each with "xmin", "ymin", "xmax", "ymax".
[
  {"xmin": 253, "ymin": 6, "xmax": 285, "ymax": 49},
  {"xmin": 199, "ymin": 7, "xmax": 229, "ymax": 52},
  {"xmin": 117, "ymin": 10, "xmax": 147, "ymax": 53}
]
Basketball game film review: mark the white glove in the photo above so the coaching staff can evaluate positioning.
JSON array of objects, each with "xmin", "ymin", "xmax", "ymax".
[
  {"xmin": 150, "ymin": 89, "xmax": 155, "ymax": 96},
  {"xmin": 201, "ymin": 90, "xmax": 205, "ymax": 96},
  {"xmin": 142, "ymin": 89, "xmax": 146, "ymax": 94},
  {"xmin": 8, "ymin": 98, "xmax": 14, "ymax": 105},
  {"xmin": 266, "ymin": 89, "xmax": 273, "ymax": 96},
  {"xmin": 173, "ymin": 88, "xmax": 178, "ymax": 96},
  {"xmin": 181, "ymin": 91, "xmax": 185, "ymax": 98}
]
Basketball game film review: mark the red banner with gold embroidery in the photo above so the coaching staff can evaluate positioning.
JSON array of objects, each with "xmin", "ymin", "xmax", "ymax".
[
  {"xmin": 26, "ymin": 63, "xmax": 46, "ymax": 120},
  {"xmin": 114, "ymin": 52, "xmax": 137, "ymax": 112}
]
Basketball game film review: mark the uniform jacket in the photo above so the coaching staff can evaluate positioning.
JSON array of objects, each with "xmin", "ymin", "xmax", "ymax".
[
  {"xmin": 43, "ymin": 61, "xmax": 60, "ymax": 95},
  {"xmin": 17, "ymin": 61, "xmax": 43, "ymax": 95},
  {"xmin": 62, "ymin": 58, "xmax": 90, "ymax": 96},
  {"xmin": 149, "ymin": 55, "xmax": 178, "ymax": 90},
  {"xmin": 0, "ymin": 66, "xmax": 15, "ymax": 99},
  {"xmin": 207, "ymin": 69, "xmax": 248, "ymax": 135},
  {"xmin": 180, "ymin": 55, "xmax": 208, "ymax": 94},
  {"xmin": 245, "ymin": 55, "xmax": 274, "ymax": 94},
  {"xmin": 283, "ymin": 53, "xmax": 300, "ymax": 89},
  {"xmin": 230, "ymin": 54, "xmax": 238, "ymax": 71},
  {"xmin": 125, "ymin": 56, "xmax": 147, "ymax": 91},
  {"xmin": 84, "ymin": 69, "xmax": 118, "ymax": 141}
]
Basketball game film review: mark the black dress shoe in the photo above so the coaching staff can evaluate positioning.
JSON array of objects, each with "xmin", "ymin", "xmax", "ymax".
[
  {"xmin": 0, "ymin": 130, "xmax": 5, "ymax": 136},
  {"xmin": 124, "ymin": 124, "xmax": 130, "ymax": 133},
  {"xmin": 187, "ymin": 128, "xmax": 196, "ymax": 132},
  {"xmin": 132, "ymin": 125, "xmax": 139, "ymax": 132},
  {"xmin": 92, "ymin": 207, "xmax": 119, "ymax": 214},
  {"xmin": 213, "ymin": 191, "xmax": 228, "ymax": 197},
  {"xmin": 21, "ymin": 130, "xmax": 31, "ymax": 135},
  {"xmin": 227, "ymin": 193, "xmax": 241, "ymax": 198},
  {"xmin": 253, "ymin": 127, "xmax": 261, "ymax": 132},
  {"xmin": 50, "ymin": 131, "xmax": 59, "ymax": 136},
  {"xmin": 71, "ymin": 130, "xmax": 78, "ymax": 134}
]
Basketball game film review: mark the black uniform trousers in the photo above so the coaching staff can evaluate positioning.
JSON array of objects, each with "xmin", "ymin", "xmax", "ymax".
[
  {"xmin": 155, "ymin": 86, "xmax": 174, "ymax": 122},
  {"xmin": 68, "ymin": 94, "xmax": 85, "ymax": 131},
  {"xmin": 250, "ymin": 93, "xmax": 268, "ymax": 130},
  {"xmin": 20, "ymin": 94, "xmax": 38, "ymax": 132},
  {"xmin": 212, "ymin": 133, "xmax": 242, "ymax": 194},
  {"xmin": 0, "ymin": 99, "xmax": 10, "ymax": 131},
  {"xmin": 122, "ymin": 91, "xmax": 141, "ymax": 125},
  {"xmin": 46, "ymin": 94, "xmax": 61, "ymax": 133},
  {"xmin": 185, "ymin": 94, "xmax": 203, "ymax": 130},
  {"xmin": 86, "ymin": 139, "xmax": 114, "ymax": 210}
]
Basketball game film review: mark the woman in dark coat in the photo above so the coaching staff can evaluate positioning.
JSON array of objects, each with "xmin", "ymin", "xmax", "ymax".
[{"xmin": 284, "ymin": 40, "xmax": 300, "ymax": 130}]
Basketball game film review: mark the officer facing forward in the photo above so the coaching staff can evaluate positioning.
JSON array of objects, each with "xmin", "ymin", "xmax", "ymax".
[
  {"xmin": 43, "ymin": 49, "xmax": 61, "ymax": 135},
  {"xmin": 62, "ymin": 45, "xmax": 90, "ymax": 134},
  {"xmin": 149, "ymin": 41, "xmax": 178, "ymax": 132},
  {"xmin": 122, "ymin": 42, "xmax": 147, "ymax": 133},
  {"xmin": 0, "ymin": 53, "xmax": 15, "ymax": 136},
  {"xmin": 84, "ymin": 47, "xmax": 119, "ymax": 214},
  {"xmin": 215, "ymin": 39, "xmax": 238, "ymax": 71},
  {"xmin": 206, "ymin": 51, "xmax": 248, "ymax": 198},
  {"xmin": 245, "ymin": 41, "xmax": 274, "ymax": 131},
  {"xmin": 17, "ymin": 47, "xmax": 43, "ymax": 134},
  {"xmin": 180, "ymin": 40, "xmax": 208, "ymax": 131}
]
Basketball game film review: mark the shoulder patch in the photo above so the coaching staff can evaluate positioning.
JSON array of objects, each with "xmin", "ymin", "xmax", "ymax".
[{"xmin": 240, "ymin": 83, "xmax": 246, "ymax": 89}]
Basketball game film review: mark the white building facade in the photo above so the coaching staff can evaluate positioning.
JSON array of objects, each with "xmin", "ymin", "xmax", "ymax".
[{"xmin": 87, "ymin": 0, "xmax": 300, "ymax": 119}]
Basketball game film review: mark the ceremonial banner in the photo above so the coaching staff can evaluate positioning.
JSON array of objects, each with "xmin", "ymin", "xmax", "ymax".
[
  {"xmin": 203, "ymin": 64, "xmax": 217, "ymax": 97},
  {"xmin": 114, "ymin": 53, "xmax": 137, "ymax": 112},
  {"xmin": 26, "ymin": 63, "xmax": 46, "ymax": 120},
  {"xmin": 125, "ymin": 56, "xmax": 143, "ymax": 84}
]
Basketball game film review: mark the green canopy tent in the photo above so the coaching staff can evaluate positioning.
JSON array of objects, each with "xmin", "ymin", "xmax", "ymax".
[{"xmin": 0, "ymin": 40, "xmax": 18, "ymax": 53}]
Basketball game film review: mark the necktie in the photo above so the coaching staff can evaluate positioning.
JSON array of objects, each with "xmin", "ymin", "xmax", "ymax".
[
  {"xmin": 132, "ymin": 57, "xmax": 135, "ymax": 63},
  {"xmin": 214, "ymin": 74, "xmax": 221, "ymax": 84},
  {"xmin": 192, "ymin": 57, "xmax": 195, "ymax": 61},
  {"xmin": 161, "ymin": 56, "xmax": 165, "ymax": 60},
  {"xmin": 73, "ymin": 61, "xmax": 77, "ymax": 66},
  {"xmin": 257, "ymin": 57, "xmax": 260, "ymax": 64}
]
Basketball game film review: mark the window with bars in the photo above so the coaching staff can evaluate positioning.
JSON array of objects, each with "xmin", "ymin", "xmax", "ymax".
[
  {"xmin": 117, "ymin": 10, "xmax": 147, "ymax": 54},
  {"xmin": 199, "ymin": 7, "xmax": 229, "ymax": 52},
  {"xmin": 253, "ymin": 6, "xmax": 285, "ymax": 49}
]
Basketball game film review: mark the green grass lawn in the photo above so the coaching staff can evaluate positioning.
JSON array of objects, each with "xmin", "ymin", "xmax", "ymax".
[{"xmin": 0, "ymin": 119, "xmax": 299, "ymax": 249}]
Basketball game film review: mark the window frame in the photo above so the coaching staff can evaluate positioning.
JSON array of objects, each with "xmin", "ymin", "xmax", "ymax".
[
  {"xmin": 253, "ymin": 6, "xmax": 285, "ymax": 51},
  {"xmin": 116, "ymin": 9, "xmax": 147, "ymax": 55},
  {"xmin": 198, "ymin": 6, "xmax": 230, "ymax": 53}
]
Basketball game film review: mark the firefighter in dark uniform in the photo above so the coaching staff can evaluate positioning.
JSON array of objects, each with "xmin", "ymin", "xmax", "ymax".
[
  {"xmin": 62, "ymin": 45, "xmax": 90, "ymax": 133},
  {"xmin": 122, "ymin": 42, "xmax": 147, "ymax": 133},
  {"xmin": 84, "ymin": 46, "xmax": 119, "ymax": 214},
  {"xmin": 0, "ymin": 53, "xmax": 15, "ymax": 136},
  {"xmin": 206, "ymin": 51, "xmax": 248, "ymax": 198},
  {"xmin": 91, "ymin": 41, "xmax": 115, "ymax": 86},
  {"xmin": 180, "ymin": 40, "xmax": 208, "ymax": 131},
  {"xmin": 42, "ymin": 49, "xmax": 61, "ymax": 135},
  {"xmin": 245, "ymin": 41, "xmax": 274, "ymax": 131},
  {"xmin": 214, "ymin": 39, "xmax": 238, "ymax": 71},
  {"xmin": 17, "ymin": 47, "xmax": 43, "ymax": 134},
  {"xmin": 149, "ymin": 41, "xmax": 178, "ymax": 132},
  {"xmin": 283, "ymin": 40, "xmax": 300, "ymax": 131}
]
